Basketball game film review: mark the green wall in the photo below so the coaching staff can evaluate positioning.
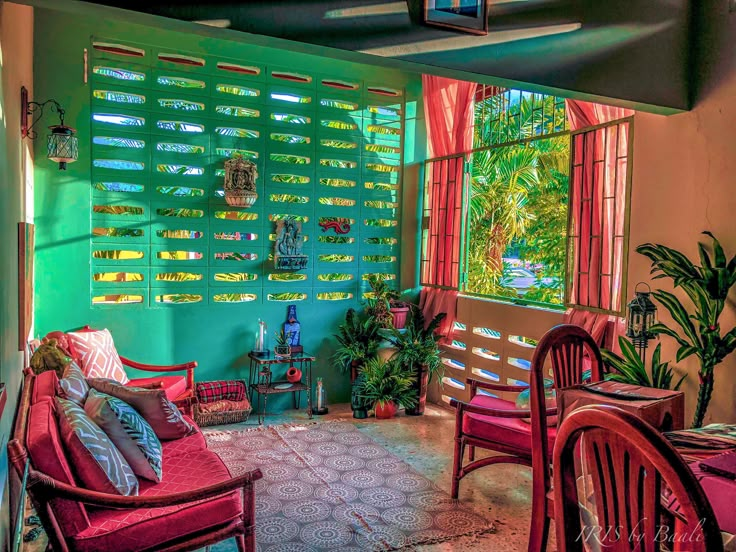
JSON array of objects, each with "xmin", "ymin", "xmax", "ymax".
[
  {"xmin": 0, "ymin": 3, "xmax": 34, "ymax": 549},
  {"xmin": 33, "ymin": 7, "xmax": 422, "ymax": 408}
]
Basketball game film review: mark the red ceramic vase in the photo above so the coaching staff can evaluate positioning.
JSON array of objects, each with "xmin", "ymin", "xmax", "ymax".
[
  {"xmin": 286, "ymin": 367, "xmax": 302, "ymax": 383},
  {"xmin": 374, "ymin": 401, "xmax": 397, "ymax": 419},
  {"xmin": 390, "ymin": 306, "xmax": 410, "ymax": 329}
]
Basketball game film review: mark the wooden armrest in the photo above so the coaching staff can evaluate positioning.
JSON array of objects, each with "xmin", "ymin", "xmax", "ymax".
[
  {"xmin": 27, "ymin": 467, "xmax": 262, "ymax": 509},
  {"xmin": 120, "ymin": 356, "xmax": 197, "ymax": 372},
  {"xmin": 467, "ymin": 378, "xmax": 529, "ymax": 394},
  {"xmin": 450, "ymin": 398, "xmax": 557, "ymax": 419}
]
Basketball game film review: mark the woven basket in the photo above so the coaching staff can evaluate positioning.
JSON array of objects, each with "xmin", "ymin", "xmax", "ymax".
[
  {"xmin": 193, "ymin": 404, "xmax": 251, "ymax": 427},
  {"xmin": 193, "ymin": 379, "xmax": 251, "ymax": 427}
]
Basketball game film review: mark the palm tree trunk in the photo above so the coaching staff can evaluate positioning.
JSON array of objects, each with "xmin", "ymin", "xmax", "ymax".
[{"xmin": 692, "ymin": 369, "xmax": 714, "ymax": 428}]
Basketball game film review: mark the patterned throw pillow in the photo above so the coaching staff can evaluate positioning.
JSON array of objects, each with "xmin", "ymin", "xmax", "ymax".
[
  {"xmin": 84, "ymin": 389, "xmax": 163, "ymax": 482},
  {"xmin": 55, "ymin": 397, "xmax": 138, "ymax": 496},
  {"xmin": 67, "ymin": 329, "xmax": 129, "ymax": 384},
  {"xmin": 88, "ymin": 378, "xmax": 194, "ymax": 440},
  {"xmin": 58, "ymin": 361, "xmax": 90, "ymax": 405}
]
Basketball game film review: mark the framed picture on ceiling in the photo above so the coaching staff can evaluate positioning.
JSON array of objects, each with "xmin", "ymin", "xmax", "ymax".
[{"xmin": 424, "ymin": 0, "xmax": 489, "ymax": 35}]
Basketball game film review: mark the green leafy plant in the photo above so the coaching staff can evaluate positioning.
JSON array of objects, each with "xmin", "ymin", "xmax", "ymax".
[
  {"xmin": 332, "ymin": 308, "xmax": 381, "ymax": 375},
  {"xmin": 364, "ymin": 274, "xmax": 404, "ymax": 328},
  {"xmin": 356, "ymin": 357, "xmax": 417, "ymax": 410},
  {"xmin": 602, "ymin": 336, "xmax": 685, "ymax": 390},
  {"xmin": 385, "ymin": 308, "xmax": 446, "ymax": 384},
  {"xmin": 637, "ymin": 231, "xmax": 736, "ymax": 427}
]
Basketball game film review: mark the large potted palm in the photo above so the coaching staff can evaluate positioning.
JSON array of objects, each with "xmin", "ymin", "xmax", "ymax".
[
  {"xmin": 355, "ymin": 357, "xmax": 417, "ymax": 419},
  {"xmin": 384, "ymin": 309, "xmax": 446, "ymax": 416},
  {"xmin": 637, "ymin": 232, "xmax": 736, "ymax": 427},
  {"xmin": 602, "ymin": 336, "xmax": 686, "ymax": 390}
]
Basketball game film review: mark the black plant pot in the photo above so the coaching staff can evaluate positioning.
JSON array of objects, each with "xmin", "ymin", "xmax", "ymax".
[
  {"xmin": 405, "ymin": 364, "xmax": 429, "ymax": 416},
  {"xmin": 352, "ymin": 408, "xmax": 368, "ymax": 419}
]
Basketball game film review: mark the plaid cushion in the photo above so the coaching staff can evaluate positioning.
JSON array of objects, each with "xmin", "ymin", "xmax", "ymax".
[{"xmin": 195, "ymin": 380, "xmax": 245, "ymax": 403}]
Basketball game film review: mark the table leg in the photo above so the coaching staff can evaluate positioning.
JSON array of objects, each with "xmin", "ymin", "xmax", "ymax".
[{"xmin": 307, "ymin": 360, "xmax": 313, "ymax": 419}]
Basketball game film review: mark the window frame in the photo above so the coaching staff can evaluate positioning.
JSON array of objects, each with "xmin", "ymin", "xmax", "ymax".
[
  {"xmin": 420, "ymin": 113, "xmax": 634, "ymax": 314},
  {"xmin": 564, "ymin": 116, "xmax": 635, "ymax": 316}
]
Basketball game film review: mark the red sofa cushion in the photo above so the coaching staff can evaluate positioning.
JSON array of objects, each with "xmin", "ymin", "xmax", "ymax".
[
  {"xmin": 127, "ymin": 375, "xmax": 187, "ymax": 402},
  {"xmin": 161, "ymin": 417, "xmax": 206, "ymax": 458},
  {"xmin": 32, "ymin": 370, "xmax": 59, "ymax": 404},
  {"xmin": 462, "ymin": 394, "xmax": 556, "ymax": 451},
  {"xmin": 27, "ymin": 400, "xmax": 90, "ymax": 535},
  {"xmin": 71, "ymin": 449, "xmax": 241, "ymax": 552}
]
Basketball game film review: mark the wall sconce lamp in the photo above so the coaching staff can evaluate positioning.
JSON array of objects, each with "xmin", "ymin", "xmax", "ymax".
[{"xmin": 20, "ymin": 86, "xmax": 78, "ymax": 170}]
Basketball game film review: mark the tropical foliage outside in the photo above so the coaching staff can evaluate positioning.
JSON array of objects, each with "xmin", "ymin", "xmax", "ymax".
[{"xmin": 466, "ymin": 92, "xmax": 569, "ymax": 306}]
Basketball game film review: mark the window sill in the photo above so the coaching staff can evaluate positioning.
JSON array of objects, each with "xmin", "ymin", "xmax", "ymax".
[{"xmin": 458, "ymin": 292, "xmax": 567, "ymax": 314}]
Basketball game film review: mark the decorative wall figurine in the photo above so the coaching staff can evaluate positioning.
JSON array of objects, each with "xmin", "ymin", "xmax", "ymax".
[
  {"xmin": 319, "ymin": 219, "xmax": 351, "ymax": 234},
  {"xmin": 283, "ymin": 304, "xmax": 302, "ymax": 353},
  {"xmin": 274, "ymin": 216, "xmax": 308, "ymax": 270},
  {"xmin": 223, "ymin": 154, "xmax": 258, "ymax": 208}
]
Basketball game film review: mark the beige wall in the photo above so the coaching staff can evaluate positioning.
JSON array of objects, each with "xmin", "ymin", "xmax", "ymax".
[
  {"xmin": 0, "ymin": 1, "xmax": 34, "ymax": 549},
  {"xmin": 627, "ymin": 1, "xmax": 736, "ymax": 425}
]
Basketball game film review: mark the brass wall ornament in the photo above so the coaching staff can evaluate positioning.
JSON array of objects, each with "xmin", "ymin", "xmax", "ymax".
[{"xmin": 223, "ymin": 154, "xmax": 258, "ymax": 207}]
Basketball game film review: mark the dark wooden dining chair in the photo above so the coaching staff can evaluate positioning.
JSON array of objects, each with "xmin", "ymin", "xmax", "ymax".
[
  {"xmin": 450, "ymin": 324, "xmax": 604, "ymax": 552},
  {"xmin": 553, "ymin": 405, "xmax": 723, "ymax": 552}
]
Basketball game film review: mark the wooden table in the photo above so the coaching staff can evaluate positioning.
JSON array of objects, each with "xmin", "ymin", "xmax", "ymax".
[{"xmin": 247, "ymin": 351, "xmax": 315, "ymax": 424}]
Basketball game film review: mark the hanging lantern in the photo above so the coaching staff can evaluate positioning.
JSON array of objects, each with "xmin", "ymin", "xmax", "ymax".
[
  {"xmin": 20, "ymin": 86, "xmax": 78, "ymax": 171},
  {"xmin": 47, "ymin": 124, "xmax": 78, "ymax": 171},
  {"xmin": 626, "ymin": 282, "xmax": 658, "ymax": 347},
  {"xmin": 223, "ymin": 155, "xmax": 258, "ymax": 208}
]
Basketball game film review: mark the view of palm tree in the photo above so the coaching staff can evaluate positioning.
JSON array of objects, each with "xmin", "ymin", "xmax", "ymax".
[{"xmin": 466, "ymin": 91, "xmax": 569, "ymax": 306}]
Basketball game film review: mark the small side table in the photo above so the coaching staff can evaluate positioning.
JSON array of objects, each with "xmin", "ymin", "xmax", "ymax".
[{"xmin": 247, "ymin": 351, "xmax": 315, "ymax": 424}]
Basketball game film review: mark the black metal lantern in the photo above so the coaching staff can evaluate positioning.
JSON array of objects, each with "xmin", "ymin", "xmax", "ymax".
[
  {"xmin": 21, "ymin": 86, "xmax": 78, "ymax": 170},
  {"xmin": 626, "ymin": 283, "xmax": 658, "ymax": 354}
]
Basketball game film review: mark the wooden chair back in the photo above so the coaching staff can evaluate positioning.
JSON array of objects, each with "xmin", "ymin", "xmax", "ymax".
[
  {"xmin": 553, "ymin": 405, "xmax": 723, "ymax": 552},
  {"xmin": 529, "ymin": 324, "xmax": 604, "ymax": 502}
]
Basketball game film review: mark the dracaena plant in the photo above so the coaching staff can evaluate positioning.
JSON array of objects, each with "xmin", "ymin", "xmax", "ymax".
[
  {"xmin": 602, "ymin": 336, "xmax": 685, "ymax": 391},
  {"xmin": 637, "ymin": 231, "xmax": 736, "ymax": 428}
]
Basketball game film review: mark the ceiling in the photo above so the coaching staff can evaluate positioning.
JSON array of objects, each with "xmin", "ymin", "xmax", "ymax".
[{"xmin": 81, "ymin": 0, "xmax": 694, "ymax": 113}]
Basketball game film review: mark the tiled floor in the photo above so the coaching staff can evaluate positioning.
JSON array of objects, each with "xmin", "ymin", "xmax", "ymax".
[
  {"xmin": 207, "ymin": 402, "xmax": 544, "ymax": 551},
  {"xmin": 22, "ymin": 403, "xmax": 545, "ymax": 552}
]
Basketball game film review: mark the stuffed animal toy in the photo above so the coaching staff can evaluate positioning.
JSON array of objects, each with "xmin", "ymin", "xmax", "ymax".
[{"xmin": 29, "ymin": 339, "xmax": 71, "ymax": 379}]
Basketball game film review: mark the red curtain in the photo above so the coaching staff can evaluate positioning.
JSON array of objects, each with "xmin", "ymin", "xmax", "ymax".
[
  {"xmin": 566, "ymin": 100, "xmax": 633, "ymax": 313},
  {"xmin": 420, "ymin": 75, "xmax": 477, "ymax": 338}
]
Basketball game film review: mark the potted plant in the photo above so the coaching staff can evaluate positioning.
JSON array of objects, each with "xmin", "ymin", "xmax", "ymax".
[
  {"xmin": 332, "ymin": 308, "xmax": 381, "ymax": 381},
  {"xmin": 274, "ymin": 330, "xmax": 292, "ymax": 357},
  {"xmin": 637, "ymin": 232, "xmax": 736, "ymax": 427},
  {"xmin": 385, "ymin": 308, "xmax": 446, "ymax": 415},
  {"xmin": 356, "ymin": 357, "xmax": 417, "ymax": 419},
  {"xmin": 365, "ymin": 274, "xmax": 411, "ymax": 329},
  {"xmin": 602, "ymin": 336, "xmax": 686, "ymax": 390}
]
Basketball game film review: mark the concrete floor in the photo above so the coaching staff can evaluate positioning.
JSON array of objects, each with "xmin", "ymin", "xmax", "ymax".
[{"xmin": 207, "ymin": 402, "xmax": 547, "ymax": 552}]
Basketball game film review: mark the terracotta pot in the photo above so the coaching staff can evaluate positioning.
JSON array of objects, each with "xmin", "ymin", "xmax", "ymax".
[
  {"xmin": 390, "ymin": 306, "xmax": 410, "ymax": 329},
  {"xmin": 286, "ymin": 367, "xmax": 302, "ymax": 383},
  {"xmin": 374, "ymin": 401, "xmax": 397, "ymax": 419},
  {"xmin": 405, "ymin": 364, "xmax": 429, "ymax": 416}
]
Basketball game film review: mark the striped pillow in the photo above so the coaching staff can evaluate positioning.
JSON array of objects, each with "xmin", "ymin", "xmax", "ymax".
[
  {"xmin": 55, "ymin": 397, "xmax": 138, "ymax": 496},
  {"xmin": 58, "ymin": 361, "xmax": 89, "ymax": 405},
  {"xmin": 85, "ymin": 389, "xmax": 163, "ymax": 482}
]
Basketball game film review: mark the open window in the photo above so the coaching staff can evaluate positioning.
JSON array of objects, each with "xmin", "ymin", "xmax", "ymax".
[{"xmin": 420, "ymin": 85, "xmax": 633, "ymax": 314}]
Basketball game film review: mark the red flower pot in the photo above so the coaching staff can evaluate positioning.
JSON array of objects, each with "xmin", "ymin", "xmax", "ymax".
[
  {"xmin": 286, "ymin": 367, "xmax": 302, "ymax": 383},
  {"xmin": 390, "ymin": 306, "xmax": 410, "ymax": 329},
  {"xmin": 374, "ymin": 401, "xmax": 397, "ymax": 419}
]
